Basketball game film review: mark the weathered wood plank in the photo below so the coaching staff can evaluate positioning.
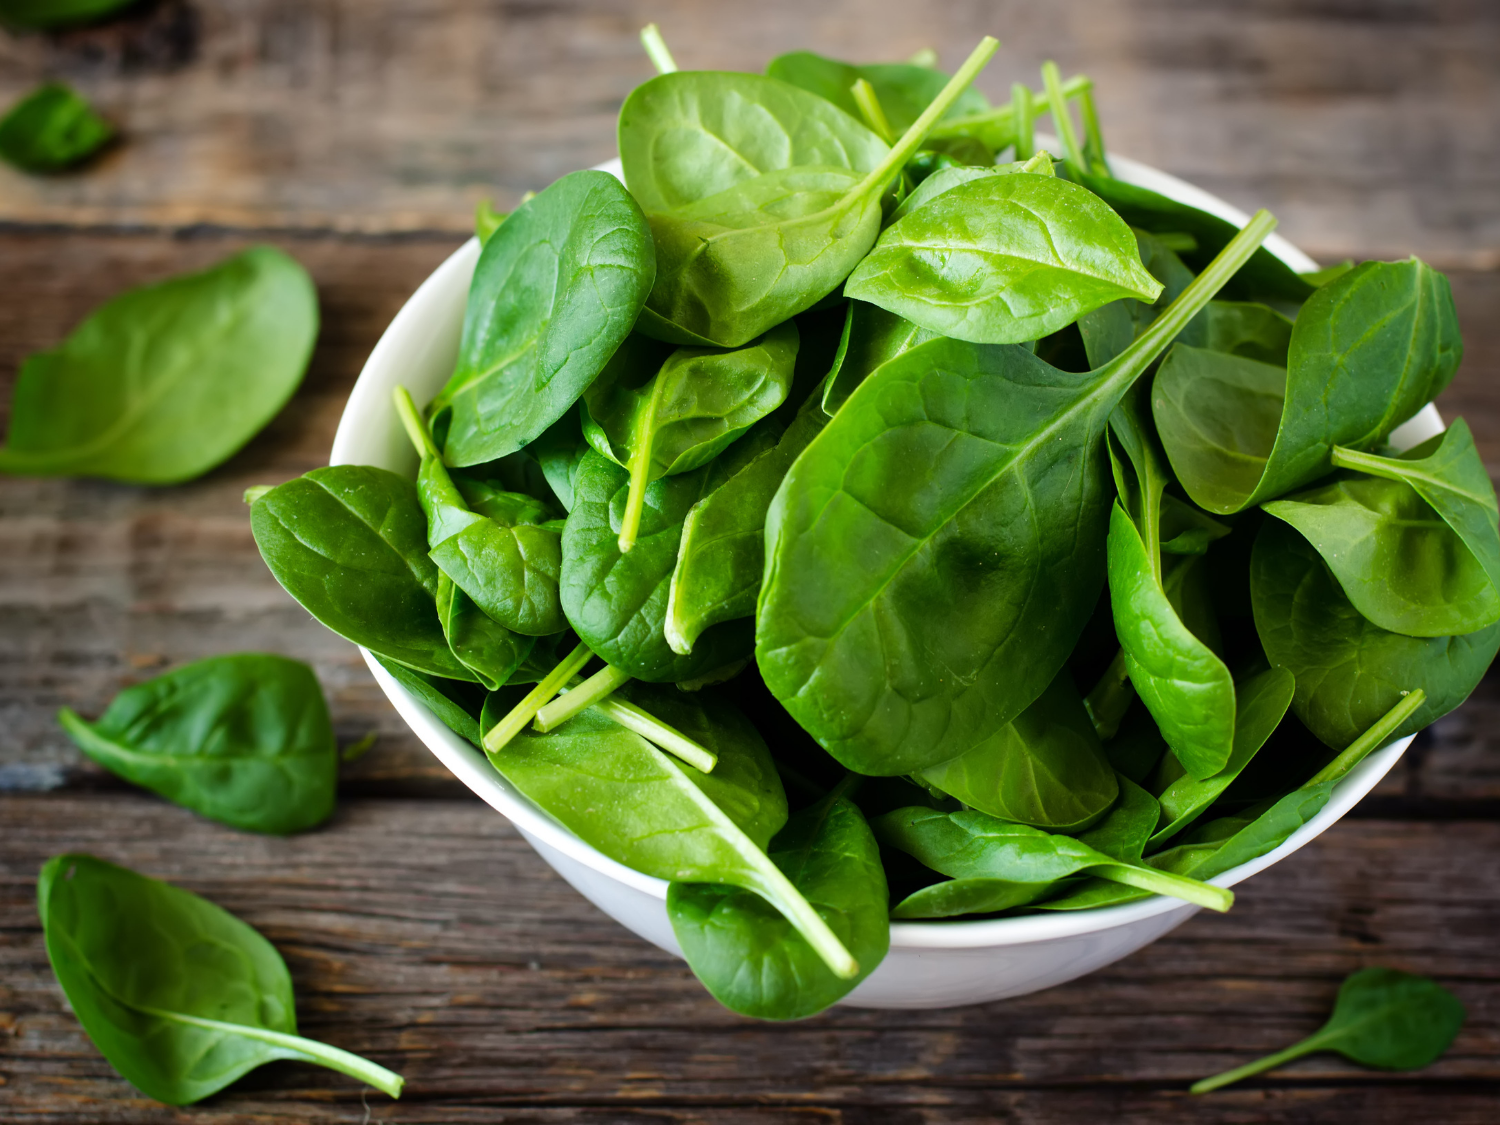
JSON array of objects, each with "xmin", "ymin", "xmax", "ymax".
[
  {"xmin": 0, "ymin": 795, "xmax": 1497, "ymax": 1122},
  {"xmin": 0, "ymin": 0, "xmax": 1497, "ymax": 264}
]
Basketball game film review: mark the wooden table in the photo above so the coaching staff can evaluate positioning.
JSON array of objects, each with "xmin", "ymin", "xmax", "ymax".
[{"xmin": 3, "ymin": 3, "xmax": 1499, "ymax": 1121}]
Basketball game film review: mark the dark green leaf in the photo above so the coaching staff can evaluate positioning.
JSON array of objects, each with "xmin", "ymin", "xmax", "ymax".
[
  {"xmin": 371, "ymin": 654, "xmax": 485, "ymax": 747},
  {"xmin": 56, "ymin": 654, "xmax": 336, "ymax": 835},
  {"xmin": 430, "ymin": 171, "xmax": 655, "ymax": 466},
  {"xmin": 0, "ymin": 0, "xmax": 137, "ymax": 30},
  {"xmin": 820, "ymin": 299, "xmax": 940, "ymax": 416},
  {"xmin": 0, "ymin": 82, "xmax": 112, "ymax": 171},
  {"xmin": 37, "ymin": 854, "xmax": 403, "ymax": 1105},
  {"xmin": 527, "ymin": 409, "xmax": 591, "ymax": 512},
  {"xmin": 764, "ymin": 51, "xmax": 989, "ymax": 135},
  {"xmin": 434, "ymin": 574, "xmax": 535, "ymax": 690},
  {"xmin": 0, "ymin": 247, "xmax": 317, "ymax": 484},
  {"xmin": 668, "ymin": 793, "xmax": 889, "ymax": 1020}
]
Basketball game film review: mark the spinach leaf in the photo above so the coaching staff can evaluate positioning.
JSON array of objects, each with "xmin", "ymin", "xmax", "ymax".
[
  {"xmin": 474, "ymin": 199, "xmax": 506, "ymax": 244},
  {"xmin": 1264, "ymin": 474, "xmax": 1500, "ymax": 638},
  {"xmin": 37, "ymin": 854, "xmax": 403, "ymax": 1105},
  {"xmin": 0, "ymin": 82, "xmax": 112, "ymax": 171},
  {"xmin": 1153, "ymin": 259, "xmax": 1463, "ymax": 514},
  {"xmin": 528, "ymin": 409, "xmax": 592, "ymax": 512},
  {"xmin": 757, "ymin": 213, "xmax": 1277, "ymax": 775},
  {"xmin": 765, "ymin": 51, "xmax": 990, "ymax": 135},
  {"xmin": 429, "ymin": 170, "xmax": 655, "ymax": 466},
  {"xmin": 482, "ymin": 695, "xmax": 857, "ymax": 977},
  {"xmin": 57, "ymin": 654, "xmax": 336, "ymax": 835},
  {"xmin": 916, "ymin": 670, "xmax": 1119, "ymax": 832},
  {"xmin": 1026, "ymin": 776, "xmax": 1162, "ymax": 911},
  {"xmin": 1066, "ymin": 165, "xmax": 1317, "ymax": 304},
  {"xmin": 1179, "ymin": 300, "xmax": 1294, "ymax": 366},
  {"xmin": 435, "ymin": 574, "xmax": 535, "ymax": 689},
  {"xmin": 584, "ymin": 322, "xmax": 799, "ymax": 551},
  {"xmin": 1251, "ymin": 518, "xmax": 1499, "ymax": 748},
  {"xmin": 666, "ymin": 385, "xmax": 830, "ymax": 656},
  {"xmin": 632, "ymin": 39, "xmax": 999, "ymax": 347},
  {"xmin": 1192, "ymin": 968, "xmax": 1465, "ymax": 1093},
  {"xmin": 1330, "ymin": 419, "xmax": 1500, "ymax": 605},
  {"xmin": 0, "ymin": 247, "xmax": 317, "ymax": 484},
  {"xmin": 820, "ymin": 299, "xmax": 941, "ymax": 416},
  {"xmin": 877, "ymin": 807, "xmax": 1232, "ymax": 919},
  {"xmin": 847, "ymin": 172, "xmax": 1163, "ymax": 345},
  {"xmin": 668, "ymin": 790, "xmax": 888, "ymax": 1020},
  {"xmin": 249, "ymin": 466, "xmax": 473, "ymax": 680},
  {"xmin": 0, "ymin": 1, "xmax": 137, "ymax": 29},
  {"xmin": 561, "ymin": 444, "xmax": 771, "ymax": 682},
  {"xmin": 372, "ymin": 653, "xmax": 485, "ymax": 747},
  {"xmin": 886, "ymin": 151, "xmax": 1055, "ymax": 226}
]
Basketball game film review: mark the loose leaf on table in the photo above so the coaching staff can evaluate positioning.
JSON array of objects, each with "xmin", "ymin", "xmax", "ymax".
[
  {"xmin": 482, "ymin": 692, "xmax": 858, "ymax": 977},
  {"xmin": 0, "ymin": 1, "xmax": 137, "ymax": 29},
  {"xmin": 37, "ymin": 855, "xmax": 403, "ymax": 1105},
  {"xmin": 583, "ymin": 322, "xmax": 798, "ymax": 550},
  {"xmin": 1263, "ymin": 473, "xmax": 1500, "ymax": 638},
  {"xmin": 625, "ymin": 38, "xmax": 999, "ymax": 347},
  {"xmin": 1193, "ymin": 969, "xmax": 1465, "ymax": 1093},
  {"xmin": 846, "ymin": 171, "xmax": 1163, "ymax": 346},
  {"xmin": 820, "ymin": 300, "xmax": 940, "ymax": 416},
  {"xmin": 764, "ymin": 51, "xmax": 989, "ymax": 136},
  {"xmin": 0, "ymin": 82, "xmax": 112, "ymax": 171},
  {"xmin": 665, "ymin": 382, "xmax": 830, "ymax": 655},
  {"xmin": 876, "ymin": 806, "xmax": 1232, "ymax": 919},
  {"xmin": 1153, "ymin": 259, "xmax": 1463, "ymax": 515},
  {"xmin": 428, "ymin": 170, "xmax": 655, "ymax": 466},
  {"xmin": 668, "ymin": 790, "xmax": 889, "ymax": 1020},
  {"xmin": 757, "ymin": 212, "xmax": 1278, "ymax": 776},
  {"xmin": 916, "ymin": 670, "xmax": 1119, "ymax": 832},
  {"xmin": 372, "ymin": 653, "xmax": 486, "ymax": 748},
  {"xmin": 57, "ymin": 654, "xmax": 337, "ymax": 835},
  {"xmin": 1250, "ymin": 517, "xmax": 1499, "ymax": 749},
  {"xmin": 561, "ymin": 442, "xmax": 771, "ymax": 682},
  {"xmin": 0, "ymin": 247, "xmax": 317, "ymax": 484},
  {"xmin": 249, "ymin": 466, "xmax": 473, "ymax": 680}
]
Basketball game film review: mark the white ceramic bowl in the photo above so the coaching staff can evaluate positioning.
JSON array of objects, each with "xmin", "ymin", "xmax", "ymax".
[{"xmin": 331, "ymin": 152, "xmax": 1442, "ymax": 1010}]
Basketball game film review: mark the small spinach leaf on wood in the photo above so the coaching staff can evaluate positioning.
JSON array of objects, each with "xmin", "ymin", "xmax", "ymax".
[
  {"xmin": 668, "ymin": 791, "xmax": 888, "ymax": 1020},
  {"xmin": 250, "ymin": 466, "xmax": 473, "ymax": 680},
  {"xmin": 846, "ymin": 172, "xmax": 1163, "ymax": 345},
  {"xmin": 429, "ymin": 170, "xmax": 655, "ymax": 466},
  {"xmin": 1192, "ymin": 969, "xmax": 1465, "ymax": 1093},
  {"xmin": 1153, "ymin": 259, "xmax": 1463, "ymax": 514},
  {"xmin": 57, "ymin": 654, "xmax": 337, "ymax": 835},
  {"xmin": 1250, "ymin": 518, "xmax": 1498, "ymax": 749},
  {"xmin": 916, "ymin": 670, "xmax": 1118, "ymax": 832},
  {"xmin": 757, "ymin": 214, "xmax": 1277, "ymax": 776},
  {"xmin": 37, "ymin": 854, "xmax": 403, "ymax": 1105},
  {"xmin": 0, "ymin": 247, "xmax": 317, "ymax": 484},
  {"xmin": 0, "ymin": 82, "xmax": 112, "ymax": 171}
]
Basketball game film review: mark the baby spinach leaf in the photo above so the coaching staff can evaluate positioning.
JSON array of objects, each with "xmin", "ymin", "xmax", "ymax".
[
  {"xmin": 757, "ymin": 214, "xmax": 1278, "ymax": 776},
  {"xmin": 1024, "ymin": 776, "xmax": 1160, "ymax": 911},
  {"xmin": 250, "ymin": 466, "xmax": 472, "ymax": 680},
  {"xmin": 877, "ymin": 807, "xmax": 1232, "ymax": 919},
  {"xmin": 528, "ymin": 409, "xmax": 592, "ymax": 512},
  {"xmin": 429, "ymin": 170, "xmax": 655, "ymax": 466},
  {"xmin": 1192, "ymin": 968, "xmax": 1465, "ymax": 1093},
  {"xmin": 561, "ymin": 446, "xmax": 769, "ymax": 681},
  {"xmin": 1077, "ymin": 228, "xmax": 1195, "ymax": 368},
  {"xmin": 886, "ymin": 151, "xmax": 1055, "ymax": 226},
  {"xmin": 916, "ymin": 670, "xmax": 1119, "ymax": 832},
  {"xmin": 482, "ymin": 696, "xmax": 856, "ymax": 977},
  {"xmin": 1153, "ymin": 259, "xmax": 1463, "ymax": 514},
  {"xmin": 1147, "ymin": 666, "xmax": 1295, "ymax": 846},
  {"xmin": 0, "ymin": 82, "xmax": 112, "ymax": 171},
  {"xmin": 1251, "ymin": 518, "xmax": 1499, "ymax": 748},
  {"xmin": 636, "ymin": 39, "xmax": 999, "ymax": 347},
  {"xmin": 668, "ymin": 791, "xmax": 888, "ymax": 1020},
  {"xmin": 584, "ymin": 322, "xmax": 798, "ymax": 551},
  {"xmin": 765, "ymin": 51, "xmax": 990, "ymax": 136},
  {"xmin": 1331, "ymin": 419, "xmax": 1500, "ymax": 602},
  {"xmin": 1264, "ymin": 474, "xmax": 1500, "ymax": 638},
  {"xmin": 371, "ymin": 653, "xmax": 485, "ymax": 747},
  {"xmin": 846, "ymin": 172, "xmax": 1164, "ymax": 345},
  {"xmin": 56, "ymin": 654, "xmax": 336, "ymax": 835},
  {"xmin": 666, "ymin": 385, "xmax": 830, "ymax": 656},
  {"xmin": 435, "ymin": 574, "xmax": 535, "ymax": 690},
  {"xmin": 1178, "ymin": 300, "xmax": 1294, "ymax": 366},
  {"xmin": 37, "ymin": 854, "xmax": 403, "ymax": 1105},
  {"xmin": 820, "ymin": 299, "xmax": 940, "ymax": 416},
  {"xmin": 0, "ymin": 247, "xmax": 317, "ymax": 484}
]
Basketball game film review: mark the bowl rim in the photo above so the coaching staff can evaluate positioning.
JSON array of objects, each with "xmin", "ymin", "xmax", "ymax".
[{"xmin": 332, "ymin": 146, "xmax": 1438, "ymax": 952}]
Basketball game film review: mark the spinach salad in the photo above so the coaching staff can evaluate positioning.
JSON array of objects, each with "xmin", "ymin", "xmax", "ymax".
[{"xmin": 249, "ymin": 33, "xmax": 1494, "ymax": 1021}]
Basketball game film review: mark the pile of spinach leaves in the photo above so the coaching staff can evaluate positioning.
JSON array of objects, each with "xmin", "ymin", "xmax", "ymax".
[{"xmin": 247, "ymin": 33, "xmax": 1492, "ymax": 1024}]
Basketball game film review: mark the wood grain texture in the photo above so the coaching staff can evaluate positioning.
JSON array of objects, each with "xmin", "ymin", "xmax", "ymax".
[
  {"xmin": 0, "ymin": 0, "xmax": 1497, "ymax": 263},
  {"xmin": 1, "ymin": 795, "xmax": 1497, "ymax": 1123}
]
